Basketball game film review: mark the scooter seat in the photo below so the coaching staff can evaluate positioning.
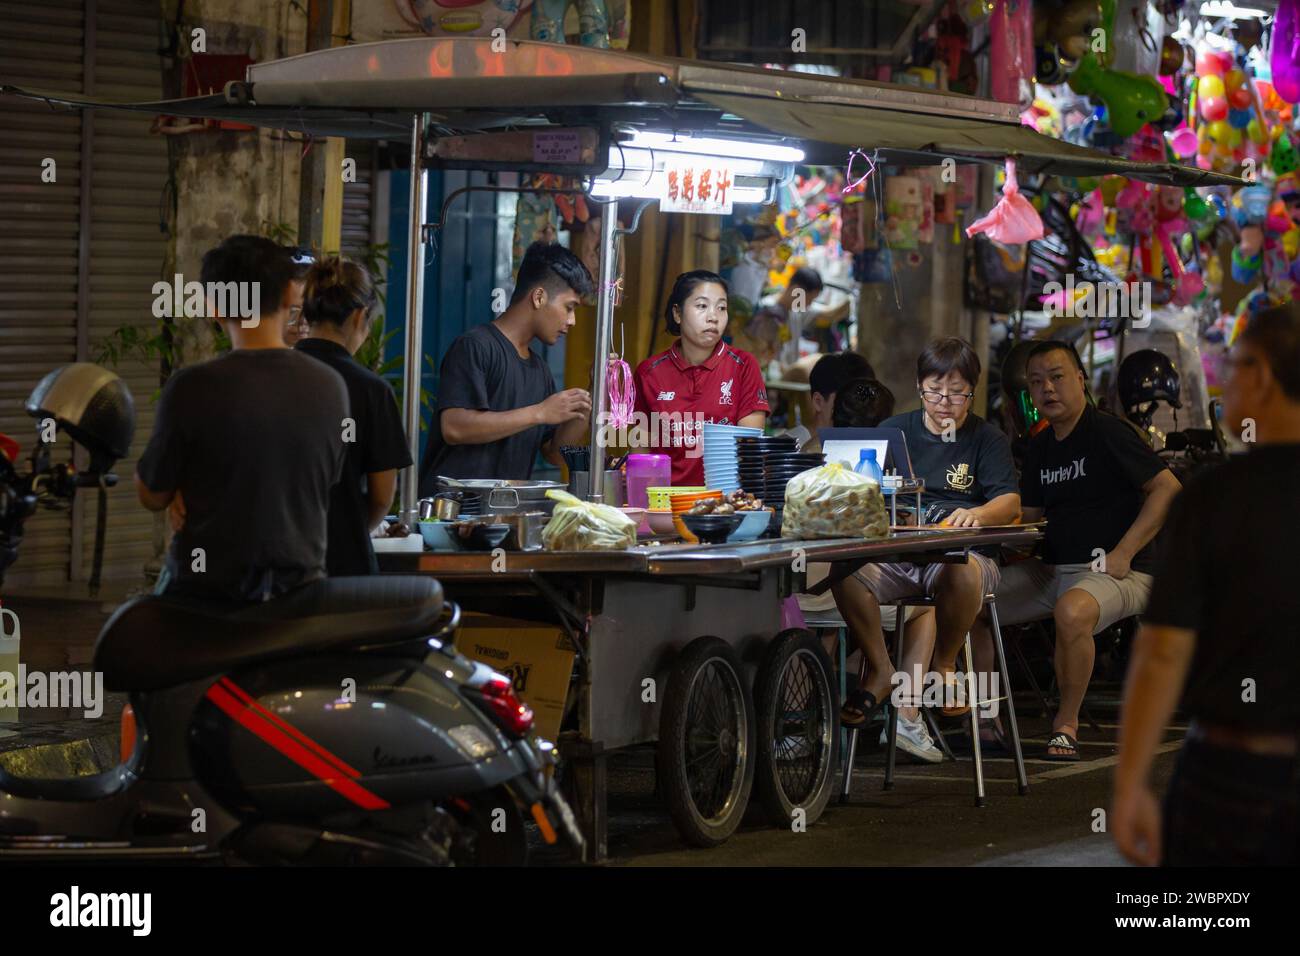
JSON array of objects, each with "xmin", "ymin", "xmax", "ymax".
[{"xmin": 94, "ymin": 576, "xmax": 445, "ymax": 691}]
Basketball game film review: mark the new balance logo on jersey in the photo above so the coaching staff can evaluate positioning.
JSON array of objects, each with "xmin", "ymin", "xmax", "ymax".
[
  {"xmin": 1041, "ymin": 457, "xmax": 1087, "ymax": 485},
  {"xmin": 657, "ymin": 391, "xmax": 676, "ymax": 401}
]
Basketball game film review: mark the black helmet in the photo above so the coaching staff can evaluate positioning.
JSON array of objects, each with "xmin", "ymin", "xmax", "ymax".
[
  {"xmin": 1118, "ymin": 349, "xmax": 1181, "ymax": 412},
  {"xmin": 25, "ymin": 364, "xmax": 136, "ymax": 474}
]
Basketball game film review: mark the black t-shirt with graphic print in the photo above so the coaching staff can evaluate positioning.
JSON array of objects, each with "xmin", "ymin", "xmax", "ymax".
[
  {"xmin": 1020, "ymin": 404, "xmax": 1171, "ymax": 573},
  {"xmin": 880, "ymin": 409, "xmax": 1019, "ymax": 514}
]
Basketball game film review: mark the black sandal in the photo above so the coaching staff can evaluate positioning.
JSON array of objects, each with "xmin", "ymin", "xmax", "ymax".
[
  {"xmin": 841, "ymin": 687, "xmax": 886, "ymax": 728},
  {"xmin": 1042, "ymin": 731, "xmax": 1080, "ymax": 762}
]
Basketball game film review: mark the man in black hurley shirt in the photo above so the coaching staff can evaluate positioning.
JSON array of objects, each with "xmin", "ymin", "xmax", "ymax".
[
  {"xmin": 419, "ymin": 242, "xmax": 594, "ymax": 490},
  {"xmin": 988, "ymin": 341, "xmax": 1181, "ymax": 760},
  {"xmin": 1115, "ymin": 303, "xmax": 1300, "ymax": 866},
  {"xmin": 136, "ymin": 236, "xmax": 348, "ymax": 601}
]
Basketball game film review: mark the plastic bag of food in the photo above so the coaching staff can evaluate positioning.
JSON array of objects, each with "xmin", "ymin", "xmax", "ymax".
[
  {"xmin": 781, "ymin": 462, "xmax": 889, "ymax": 540},
  {"xmin": 542, "ymin": 489, "xmax": 638, "ymax": 551}
]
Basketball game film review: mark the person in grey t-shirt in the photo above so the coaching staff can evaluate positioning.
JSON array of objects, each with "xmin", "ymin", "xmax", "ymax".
[{"xmin": 419, "ymin": 242, "xmax": 595, "ymax": 489}]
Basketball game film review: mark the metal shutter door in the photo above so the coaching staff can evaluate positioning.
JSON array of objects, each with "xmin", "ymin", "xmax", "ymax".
[
  {"xmin": 82, "ymin": 0, "xmax": 166, "ymax": 583},
  {"xmin": 341, "ymin": 140, "xmax": 375, "ymax": 258},
  {"xmin": 0, "ymin": 0, "xmax": 85, "ymax": 589}
]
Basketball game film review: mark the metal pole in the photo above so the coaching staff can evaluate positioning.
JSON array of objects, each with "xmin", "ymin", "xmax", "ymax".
[
  {"xmin": 400, "ymin": 112, "xmax": 430, "ymax": 524},
  {"xmin": 587, "ymin": 204, "xmax": 618, "ymax": 501}
]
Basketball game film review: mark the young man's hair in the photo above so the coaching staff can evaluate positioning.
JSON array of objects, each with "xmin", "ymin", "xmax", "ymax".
[
  {"xmin": 917, "ymin": 337, "xmax": 981, "ymax": 386},
  {"xmin": 664, "ymin": 269, "xmax": 728, "ymax": 335},
  {"xmin": 789, "ymin": 266, "xmax": 824, "ymax": 296},
  {"xmin": 199, "ymin": 235, "xmax": 297, "ymax": 318},
  {"xmin": 1241, "ymin": 300, "xmax": 1300, "ymax": 401},
  {"xmin": 509, "ymin": 241, "xmax": 595, "ymax": 307},
  {"xmin": 809, "ymin": 351, "xmax": 876, "ymax": 398},
  {"xmin": 832, "ymin": 377, "xmax": 896, "ymax": 428},
  {"xmin": 303, "ymin": 256, "xmax": 377, "ymax": 328}
]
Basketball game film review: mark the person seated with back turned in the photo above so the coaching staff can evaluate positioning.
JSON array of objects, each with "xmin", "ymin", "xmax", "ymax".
[
  {"xmin": 296, "ymin": 256, "xmax": 412, "ymax": 576},
  {"xmin": 135, "ymin": 235, "xmax": 349, "ymax": 601},
  {"xmin": 1114, "ymin": 301, "xmax": 1300, "ymax": 866},
  {"xmin": 419, "ymin": 241, "xmax": 595, "ymax": 490},
  {"xmin": 800, "ymin": 351, "xmax": 877, "ymax": 454},
  {"xmin": 976, "ymin": 340, "xmax": 1181, "ymax": 761},
  {"xmin": 830, "ymin": 339, "xmax": 1020, "ymax": 761}
]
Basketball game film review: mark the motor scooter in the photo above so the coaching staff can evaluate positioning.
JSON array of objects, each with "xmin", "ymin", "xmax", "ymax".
[{"xmin": 0, "ymin": 364, "xmax": 583, "ymax": 865}]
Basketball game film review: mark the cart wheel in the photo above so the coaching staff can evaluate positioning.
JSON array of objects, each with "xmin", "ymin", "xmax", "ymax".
[
  {"xmin": 656, "ymin": 636, "xmax": 755, "ymax": 848},
  {"xmin": 753, "ymin": 628, "xmax": 839, "ymax": 828}
]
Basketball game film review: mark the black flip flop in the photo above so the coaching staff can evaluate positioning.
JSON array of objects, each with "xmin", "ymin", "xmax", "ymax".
[
  {"xmin": 841, "ymin": 687, "xmax": 886, "ymax": 729},
  {"xmin": 1042, "ymin": 731, "xmax": 1080, "ymax": 762}
]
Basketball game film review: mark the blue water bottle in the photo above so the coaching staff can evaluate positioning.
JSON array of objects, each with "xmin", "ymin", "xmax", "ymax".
[{"xmin": 854, "ymin": 448, "xmax": 883, "ymax": 485}]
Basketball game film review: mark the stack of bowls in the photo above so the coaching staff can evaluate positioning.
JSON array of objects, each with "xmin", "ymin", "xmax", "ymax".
[
  {"xmin": 736, "ymin": 435, "xmax": 798, "ymax": 499},
  {"xmin": 646, "ymin": 486, "xmax": 705, "ymax": 511},
  {"xmin": 760, "ymin": 452, "xmax": 828, "ymax": 503},
  {"xmin": 702, "ymin": 423, "xmax": 762, "ymax": 494}
]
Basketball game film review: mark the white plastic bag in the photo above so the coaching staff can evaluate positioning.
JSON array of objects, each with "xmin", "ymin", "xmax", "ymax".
[
  {"xmin": 542, "ymin": 489, "xmax": 637, "ymax": 551},
  {"xmin": 781, "ymin": 462, "xmax": 889, "ymax": 540}
]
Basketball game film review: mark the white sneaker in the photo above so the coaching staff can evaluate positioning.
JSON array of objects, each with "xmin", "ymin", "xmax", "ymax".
[{"xmin": 879, "ymin": 713, "xmax": 944, "ymax": 764}]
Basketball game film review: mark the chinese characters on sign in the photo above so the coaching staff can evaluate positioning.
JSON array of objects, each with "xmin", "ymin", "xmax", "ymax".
[{"xmin": 660, "ymin": 159, "xmax": 736, "ymax": 214}]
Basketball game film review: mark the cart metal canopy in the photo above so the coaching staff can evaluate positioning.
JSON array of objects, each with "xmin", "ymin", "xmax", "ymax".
[{"xmin": 3, "ymin": 37, "xmax": 1238, "ymax": 187}]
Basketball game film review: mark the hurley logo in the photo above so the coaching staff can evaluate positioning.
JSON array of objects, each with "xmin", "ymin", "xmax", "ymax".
[
  {"xmin": 1041, "ymin": 457, "xmax": 1087, "ymax": 485},
  {"xmin": 657, "ymin": 391, "xmax": 676, "ymax": 401}
]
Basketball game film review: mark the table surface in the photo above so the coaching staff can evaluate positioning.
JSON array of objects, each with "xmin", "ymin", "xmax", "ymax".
[{"xmin": 377, "ymin": 526, "xmax": 1042, "ymax": 579}]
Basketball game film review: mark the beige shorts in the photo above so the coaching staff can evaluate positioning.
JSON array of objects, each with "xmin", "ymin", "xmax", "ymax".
[
  {"xmin": 993, "ymin": 559, "xmax": 1152, "ymax": 634},
  {"xmin": 852, "ymin": 551, "xmax": 1002, "ymax": 607}
]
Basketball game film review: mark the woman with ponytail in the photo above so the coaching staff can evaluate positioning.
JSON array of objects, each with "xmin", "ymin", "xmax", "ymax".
[{"xmin": 297, "ymin": 256, "xmax": 412, "ymax": 575}]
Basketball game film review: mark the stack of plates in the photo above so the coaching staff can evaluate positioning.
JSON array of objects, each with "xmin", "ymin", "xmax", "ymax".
[
  {"xmin": 736, "ymin": 435, "xmax": 825, "ymax": 504},
  {"xmin": 702, "ymin": 423, "xmax": 762, "ymax": 495}
]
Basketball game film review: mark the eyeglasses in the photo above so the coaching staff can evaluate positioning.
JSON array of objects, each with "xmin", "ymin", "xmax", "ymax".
[{"xmin": 920, "ymin": 389, "xmax": 974, "ymax": 406}]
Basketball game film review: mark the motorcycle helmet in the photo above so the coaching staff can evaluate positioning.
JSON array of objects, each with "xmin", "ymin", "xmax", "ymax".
[
  {"xmin": 1000, "ymin": 341, "xmax": 1045, "ymax": 438},
  {"xmin": 25, "ymin": 363, "xmax": 135, "ymax": 473},
  {"xmin": 1118, "ymin": 349, "xmax": 1181, "ymax": 430}
]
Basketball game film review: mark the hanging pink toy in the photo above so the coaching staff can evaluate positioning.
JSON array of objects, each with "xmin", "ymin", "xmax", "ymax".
[
  {"xmin": 1272, "ymin": 0, "xmax": 1300, "ymax": 103},
  {"xmin": 965, "ymin": 158, "xmax": 1044, "ymax": 243}
]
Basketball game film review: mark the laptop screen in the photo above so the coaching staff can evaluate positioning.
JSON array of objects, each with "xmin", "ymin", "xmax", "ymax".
[{"xmin": 817, "ymin": 427, "xmax": 914, "ymax": 479}]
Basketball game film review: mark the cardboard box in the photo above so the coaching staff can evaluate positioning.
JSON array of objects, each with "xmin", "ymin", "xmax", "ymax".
[{"xmin": 459, "ymin": 615, "xmax": 576, "ymax": 744}]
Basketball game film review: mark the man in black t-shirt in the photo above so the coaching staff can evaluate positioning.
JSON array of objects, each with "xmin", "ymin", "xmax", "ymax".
[
  {"xmin": 1114, "ymin": 304, "xmax": 1300, "ymax": 867},
  {"xmin": 418, "ymin": 242, "xmax": 595, "ymax": 490},
  {"xmin": 136, "ymin": 236, "xmax": 348, "ymax": 602},
  {"xmin": 992, "ymin": 341, "xmax": 1181, "ymax": 760}
]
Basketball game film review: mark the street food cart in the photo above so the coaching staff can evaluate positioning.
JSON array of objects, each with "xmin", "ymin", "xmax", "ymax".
[
  {"xmin": 378, "ymin": 526, "xmax": 1040, "ymax": 858},
  {"xmin": 3, "ymin": 37, "xmax": 1232, "ymax": 861}
]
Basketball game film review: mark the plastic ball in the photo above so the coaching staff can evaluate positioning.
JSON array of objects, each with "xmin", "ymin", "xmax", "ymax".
[
  {"xmin": 1229, "ymin": 107, "xmax": 1253, "ymax": 129},
  {"xmin": 1200, "ymin": 96, "xmax": 1229, "ymax": 122},
  {"xmin": 1229, "ymin": 127, "xmax": 1245, "ymax": 148},
  {"xmin": 1208, "ymin": 119, "xmax": 1233, "ymax": 142},
  {"xmin": 1229, "ymin": 87, "xmax": 1253, "ymax": 110},
  {"xmin": 1224, "ymin": 69, "xmax": 1246, "ymax": 92},
  {"xmin": 1196, "ymin": 50, "xmax": 1227, "ymax": 75},
  {"xmin": 1248, "ymin": 117, "xmax": 1268, "ymax": 143},
  {"xmin": 1199, "ymin": 74, "xmax": 1226, "ymax": 101},
  {"xmin": 1198, "ymin": 135, "xmax": 1214, "ymax": 155}
]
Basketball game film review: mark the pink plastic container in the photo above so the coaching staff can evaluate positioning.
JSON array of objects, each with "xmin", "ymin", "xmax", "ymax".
[{"xmin": 626, "ymin": 454, "xmax": 671, "ymax": 511}]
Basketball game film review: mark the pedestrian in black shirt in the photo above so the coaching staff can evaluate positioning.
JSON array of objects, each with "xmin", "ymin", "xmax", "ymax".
[
  {"xmin": 1114, "ymin": 302, "xmax": 1300, "ymax": 866},
  {"xmin": 992, "ymin": 341, "xmax": 1181, "ymax": 760},
  {"xmin": 296, "ymin": 256, "xmax": 412, "ymax": 576},
  {"xmin": 418, "ymin": 242, "xmax": 594, "ymax": 489},
  {"xmin": 136, "ymin": 235, "xmax": 348, "ymax": 602}
]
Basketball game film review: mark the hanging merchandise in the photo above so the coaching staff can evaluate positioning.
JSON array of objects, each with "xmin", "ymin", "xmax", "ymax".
[
  {"xmin": 965, "ymin": 159, "xmax": 1045, "ymax": 244},
  {"xmin": 1271, "ymin": 0, "xmax": 1300, "ymax": 104},
  {"xmin": 1068, "ymin": 52, "xmax": 1169, "ymax": 138},
  {"xmin": 1154, "ymin": 185, "xmax": 1204, "ymax": 305},
  {"xmin": 840, "ymin": 197, "xmax": 866, "ymax": 255},
  {"xmin": 989, "ymin": 0, "xmax": 1036, "ymax": 107},
  {"xmin": 884, "ymin": 175, "xmax": 922, "ymax": 250}
]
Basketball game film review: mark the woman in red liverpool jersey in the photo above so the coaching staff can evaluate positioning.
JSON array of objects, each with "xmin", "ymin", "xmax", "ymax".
[{"xmin": 633, "ymin": 270, "xmax": 769, "ymax": 485}]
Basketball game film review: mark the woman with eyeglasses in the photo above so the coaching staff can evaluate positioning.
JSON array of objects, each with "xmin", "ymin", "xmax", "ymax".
[
  {"xmin": 830, "ymin": 338, "xmax": 1020, "ymax": 760},
  {"xmin": 296, "ymin": 256, "xmax": 412, "ymax": 576}
]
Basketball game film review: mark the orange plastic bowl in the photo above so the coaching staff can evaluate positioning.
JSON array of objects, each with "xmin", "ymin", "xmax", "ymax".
[{"xmin": 669, "ymin": 490, "xmax": 723, "ymax": 513}]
